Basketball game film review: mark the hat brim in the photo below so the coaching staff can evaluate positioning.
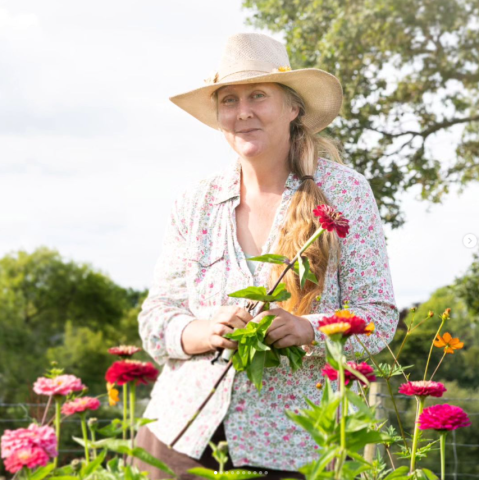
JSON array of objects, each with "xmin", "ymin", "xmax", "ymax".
[{"xmin": 169, "ymin": 68, "xmax": 343, "ymax": 134}]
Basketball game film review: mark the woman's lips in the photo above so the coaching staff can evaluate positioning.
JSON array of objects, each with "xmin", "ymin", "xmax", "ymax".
[{"xmin": 237, "ymin": 129, "xmax": 260, "ymax": 134}]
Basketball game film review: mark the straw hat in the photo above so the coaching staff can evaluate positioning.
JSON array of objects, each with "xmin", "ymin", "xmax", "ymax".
[{"xmin": 169, "ymin": 33, "xmax": 343, "ymax": 134}]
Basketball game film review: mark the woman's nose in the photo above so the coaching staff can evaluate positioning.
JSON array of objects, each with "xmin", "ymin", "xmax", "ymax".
[{"xmin": 236, "ymin": 99, "xmax": 254, "ymax": 120}]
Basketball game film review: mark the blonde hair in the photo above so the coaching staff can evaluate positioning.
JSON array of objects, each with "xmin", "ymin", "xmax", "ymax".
[
  {"xmin": 268, "ymin": 84, "xmax": 344, "ymax": 316},
  {"xmin": 213, "ymin": 83, "xmax": 344, "ymax": 315}
]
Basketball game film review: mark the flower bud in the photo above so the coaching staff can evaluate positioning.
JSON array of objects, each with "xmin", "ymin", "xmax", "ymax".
[
  {"xmin": 217, "ymin": 441, "xmax": 228, "ymax": 454},
  {"xmin": 316, "ymin": 382, "xmax": 323, "ymax": 390},
  {"xmin": 427, "ymin": 311, "xmax": 434, "ymax": 318},
  {"xmin": 442, "ymin": 308, "xmax": 451, "ymax": 320},
  {"xmin": 410, "ymin": 307, "xmax": 417, "ymax": 312},
  {"xmin": 88, "ymin": 417, "xmax": 98, "ymax": 428}
]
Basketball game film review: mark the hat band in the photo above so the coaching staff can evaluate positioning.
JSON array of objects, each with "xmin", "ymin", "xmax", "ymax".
[{"xmin": 219, "ymin": 69, "xmax": 271, "ymax": 82}]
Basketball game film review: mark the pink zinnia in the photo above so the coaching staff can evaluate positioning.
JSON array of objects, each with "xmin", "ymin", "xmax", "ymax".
[
  {"xmin": 105, "ymin": 360, "xmax": 159, "ymax": 386},
  {"xmin": 108, "ymin": 345, "xmax": 142, "ymax": 357},
  {"xmin": 419, "ymin": 404, "xmax": 471, "ymax": 431},
  {"xmin": 1, "ymin": 424, "xmax": 57, "ymax": 459},
  {"xmin": 33, "ymin": 375, "xmax": 86, "ymax": 397},
  {"xmin": 398, "ymin": 380, "xmax": 447, "ymax": 398},
  {"xmin": 313, "ymin": 204, "xmax": 350, "ymax": 238},
  {"xmin": 4, "ymin": 446, "xmax": 50, "ymax": 473},
  {"xmin": 61, "ymin": 397, "xmax": 101, "ymax": 416},
  {"xmin": 322, "ymin": 362, "xmax": 376, "ymax": 386}
]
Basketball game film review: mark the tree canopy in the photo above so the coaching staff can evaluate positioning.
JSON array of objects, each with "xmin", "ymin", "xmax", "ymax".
[
  {"xmin": 0, "ymin": 247, "xmax": 147, "ymax": 403},
  {"xmin": 243, "ymin": 0, "xmax": 479, "ymax": 228}
]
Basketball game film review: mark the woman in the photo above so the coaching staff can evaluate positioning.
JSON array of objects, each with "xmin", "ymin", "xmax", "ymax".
[{"xmin": 135, "ymin": 33, "xmax": 399, "ymax": 479}]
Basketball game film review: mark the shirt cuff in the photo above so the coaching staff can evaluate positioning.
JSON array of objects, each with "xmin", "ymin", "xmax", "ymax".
[
  {"xmin": 300, "ymin": 314, "xmax": 331, "ymax": 357},
  {"xmin": 164, "ymin": 314, "xmax": 197, "ymax": 360}
]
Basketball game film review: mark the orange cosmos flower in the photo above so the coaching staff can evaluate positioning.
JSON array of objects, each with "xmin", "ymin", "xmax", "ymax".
[
  {"xmin": 433, "ymin": 332, "xmax": 464, "ymax": 354},
  {"xmin": 106, "ymin": 382, "xmax": 120, "ymax": 406}
]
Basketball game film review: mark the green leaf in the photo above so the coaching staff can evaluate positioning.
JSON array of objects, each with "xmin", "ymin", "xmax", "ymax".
[
  {"xmin": 82, "ymin": 449, "xmax": 107, "ymax": 478},
  {"xmin": 246, "ymin": 254, "xmax": 289, "ymax": 265},
  {"xmin": 247, "ymin": 350, "xmax": 267, "ymax": 392},
  {"xmin": 188, "ymin": 468, "xmax": 265, "ymax": 479},
  {"xmin": 264, "ymin": 348, "xmax": 281, "ymax": 367},
  {"xmin": 292, "ymin": 259, "xmax": 318, "ymax": 285},
  {"xmin": 344, "ymin": 362, "xmax": 370, "ymax": 387},
  {"xmin": 129, "ymin": 447, "xmax": 175, "ymax": 475},
  {"xmin": 421, "ymin": 469, "xmax": 439, "ymax": 480},
  {"xmin": 257, "ymin": 314, "xmax": 275, "ymax": 336},
  {"xmin": 47, "ymin": 476, "xmax": 79, "ymax": 480},
  {"xmin": 325, "ymin": 339, "xmax": 344, "ymax": 369},
  {"xmin": 30, "ymin": 464, "xmax": 56, "ymax": 480},
  {"xmin": 383, "ymin": 466, "xmax": 409, "ymax": 480}
]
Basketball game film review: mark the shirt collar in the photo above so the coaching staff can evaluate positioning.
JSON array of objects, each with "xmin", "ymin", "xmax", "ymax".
[{"xmin": 212, "ymin": 158, "xmax": 303, "ymax": 205}]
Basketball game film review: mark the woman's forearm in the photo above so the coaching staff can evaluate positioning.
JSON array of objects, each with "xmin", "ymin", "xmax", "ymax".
[{"xmin": 181, "ymin": 319, "xmax": 214, "ymax": 355}]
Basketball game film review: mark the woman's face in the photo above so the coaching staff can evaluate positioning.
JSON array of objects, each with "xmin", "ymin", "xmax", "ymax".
[{"xmin": 216, "ymin": 83, "xmax": 299, "ymax": 159}]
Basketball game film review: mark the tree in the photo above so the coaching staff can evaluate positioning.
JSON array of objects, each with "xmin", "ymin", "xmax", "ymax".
[
  {"xmin": 0, "ymin": 247, "xmax": 146, "ymax": 403},
  {"xmin": 243, "ymin": 0, "xmax": 479, "ymax": 228}
]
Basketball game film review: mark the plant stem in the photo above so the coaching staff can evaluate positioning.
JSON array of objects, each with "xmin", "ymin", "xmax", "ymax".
[
  {"xmin": 334, "ymin": 360, "xmax": 347, "ymax": 479},
  {"xmin": 440, "ymin": 433, "xmax": 446, "ymax": 480},
  {"xmin": 81, "ymin": 415, "xmax": 90, "ymax": 465},
  {"xmin": 410, "ymin": 397, "xmax": 425, "ymax": 473},
  {"xmin": 89, "ymin": 424, "xmax": 97, "ymax": 460},
  {"xmin": 170, "ymin": 360, "xmax": 233, "ymax": 448},
  {"xmin": 129, "ymin": 382, "xmax": 136, "ymax": 450},
  {"xmin": 54, "ymin": 398, "xmax": 61, "ymax": 468},
  {"xmin": 430, "ymin": 351, "xmax": 447, "ymax": 381},
  {"xmin": 355, "ymin": 336, "xmax": 409, "ymax": 453},
  {"xmin": 423, "ymin": 318, "xmax": 446, "ymax": 380},
  {"xmin": 41, "ymin": 396, "xmax": 52, "ymax": 426},
  {"xmin": 123, "ymin": 383, "xmax": 128, "ymax": 441}
]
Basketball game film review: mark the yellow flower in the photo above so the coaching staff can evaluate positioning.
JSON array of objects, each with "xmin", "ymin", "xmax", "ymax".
[
  {"xmin": 319, "ymin": 322, "xmax": 351, "ymax": 336},
  {"xmin": 433, "ymin": 332, "xmax": 464, "ymax": 354},
  {"xmin": 364, "ymin": 322, "xmax": 375, "ymax": 336},
  {"xmin": 272, "ymin": 65, "xmax": 292, "ymax": 73},
  {"xmin": 106, "ymin": 382, "xmax": 120, "ymax": 406}
]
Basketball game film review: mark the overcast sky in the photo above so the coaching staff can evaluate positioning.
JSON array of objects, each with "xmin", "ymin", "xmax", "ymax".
[{"xmin": 1, "ymin": 0, "xmax": 478, "ymax": 311}]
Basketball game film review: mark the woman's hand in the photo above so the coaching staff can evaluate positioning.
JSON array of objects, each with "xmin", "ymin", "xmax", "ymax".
[
  {"xmin": 207, "ymin": 306, "xmax": 253, "ymax": 351},
  {"xmin": 252, "ymin": 307, "xmax": 315, "ymax": 348}
]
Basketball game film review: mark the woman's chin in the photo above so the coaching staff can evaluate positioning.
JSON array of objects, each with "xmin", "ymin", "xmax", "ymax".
[{"xmin": 235, "ymin": 142, "xmax": 264, "ymax": 159}]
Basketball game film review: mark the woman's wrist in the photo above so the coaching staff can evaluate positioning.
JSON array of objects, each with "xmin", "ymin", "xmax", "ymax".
[
  {"xmin": 181, "ymin": 319, "xmax": 214, "ymax": 355},
  {"xmin": 297, "ymin": 316, "xmax": 316, "ymax": 345}
]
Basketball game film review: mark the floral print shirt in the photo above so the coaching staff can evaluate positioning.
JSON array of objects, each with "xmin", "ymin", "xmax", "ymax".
[{"xmin": 139, "ymin": 157, "xmax": 399, "ymax": 471}]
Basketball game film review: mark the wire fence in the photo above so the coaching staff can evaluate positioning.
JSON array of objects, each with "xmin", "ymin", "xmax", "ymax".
[
  {"xmin": 1, "ymin": 395, "xmax": 478, "ymax": 478},
  {"xmin": 368, "ymin": 388, "xmax": 479, "ymax": 479}
]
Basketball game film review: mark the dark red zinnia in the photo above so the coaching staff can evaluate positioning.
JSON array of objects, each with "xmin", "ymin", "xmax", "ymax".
[
  {"xmin": 418, "ymin": 404, "xmax": 471, "ymax": 431},
  {"xmin": 108, "ymin": 345, "xmax": 142, "ymax": 357},
  {"xmin": 398, "ymin": 381, "xmax": 447, "ymax": 398},
  {"xmin": 322, "ymin": 361, "xmax": 376, "ymax": 386},
  {"xmin": 313, "ymin": 204, "xmax": 350, "ymax": 238},
  {"xmin": 105, "ymin": 360, "xmax": 159, "ymax": 386}
]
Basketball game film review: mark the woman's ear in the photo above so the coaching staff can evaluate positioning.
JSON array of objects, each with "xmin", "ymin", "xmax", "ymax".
[{"xmin": 290, "ymin": 104, "xmax": 300, "ymax": 122}]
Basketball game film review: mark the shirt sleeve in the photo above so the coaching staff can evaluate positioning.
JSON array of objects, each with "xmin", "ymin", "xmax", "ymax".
[
  {"xmin": 138, "ymin": 190, "xmax": 196, "ymax": 366},
  {"xmin": 300, "ymin": 174, "xmax": 399, "ymax": 359}
]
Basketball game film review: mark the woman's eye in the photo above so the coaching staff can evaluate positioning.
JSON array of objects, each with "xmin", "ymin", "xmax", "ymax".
[
  {"xmin": 222, "ymin": 97, "xmax": 236, "ymax": 104},
  {"xmin": 253, "ymin": 93, "xmax": 265, "ymax": 99}
]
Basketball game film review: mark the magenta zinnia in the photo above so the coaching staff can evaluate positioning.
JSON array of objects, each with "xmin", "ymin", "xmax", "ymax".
[
  {"xmin": 61, "ymin": 397, "xmax": 101, "ymax": 417},
  {"xmin": 4, "ymin": 447, "xmax": 50, "ymax": 473},
  {"xmin": 108, "ymin": 345, "xmax": 142, "ymax": 357},
  {"xmin": 398, "ymin": 380, "xmax": 447, "ymax": 398},
  {"xmin": 1, "ymin": 424, "xmax": 57, "ymax": 459},
  {"xmin": 318, "ymin": 310, "xmax": 374, "ymax": 338},
  {"xmin": 418, "ymin": 404, "xmax": 471, "ymax": 431},
  {"xmin": 33, "ymin": 375, "xmax": 86, "ymax": 397},
  {"xmin": 313, "ymin": 204, "xmax": 350, "ymax": 238},
  {"xmin": 322, "ymin": 362, "xmax": 376, "ymax": 386},
  {"xmin": 105, "ymin": 360, "xmax": 159, "ymax": 386}
]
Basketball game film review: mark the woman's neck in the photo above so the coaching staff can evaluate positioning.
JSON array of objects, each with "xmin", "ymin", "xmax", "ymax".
[{"xmin": 239, "ymin": 152, "xmax": 290, "ymax": 196}]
